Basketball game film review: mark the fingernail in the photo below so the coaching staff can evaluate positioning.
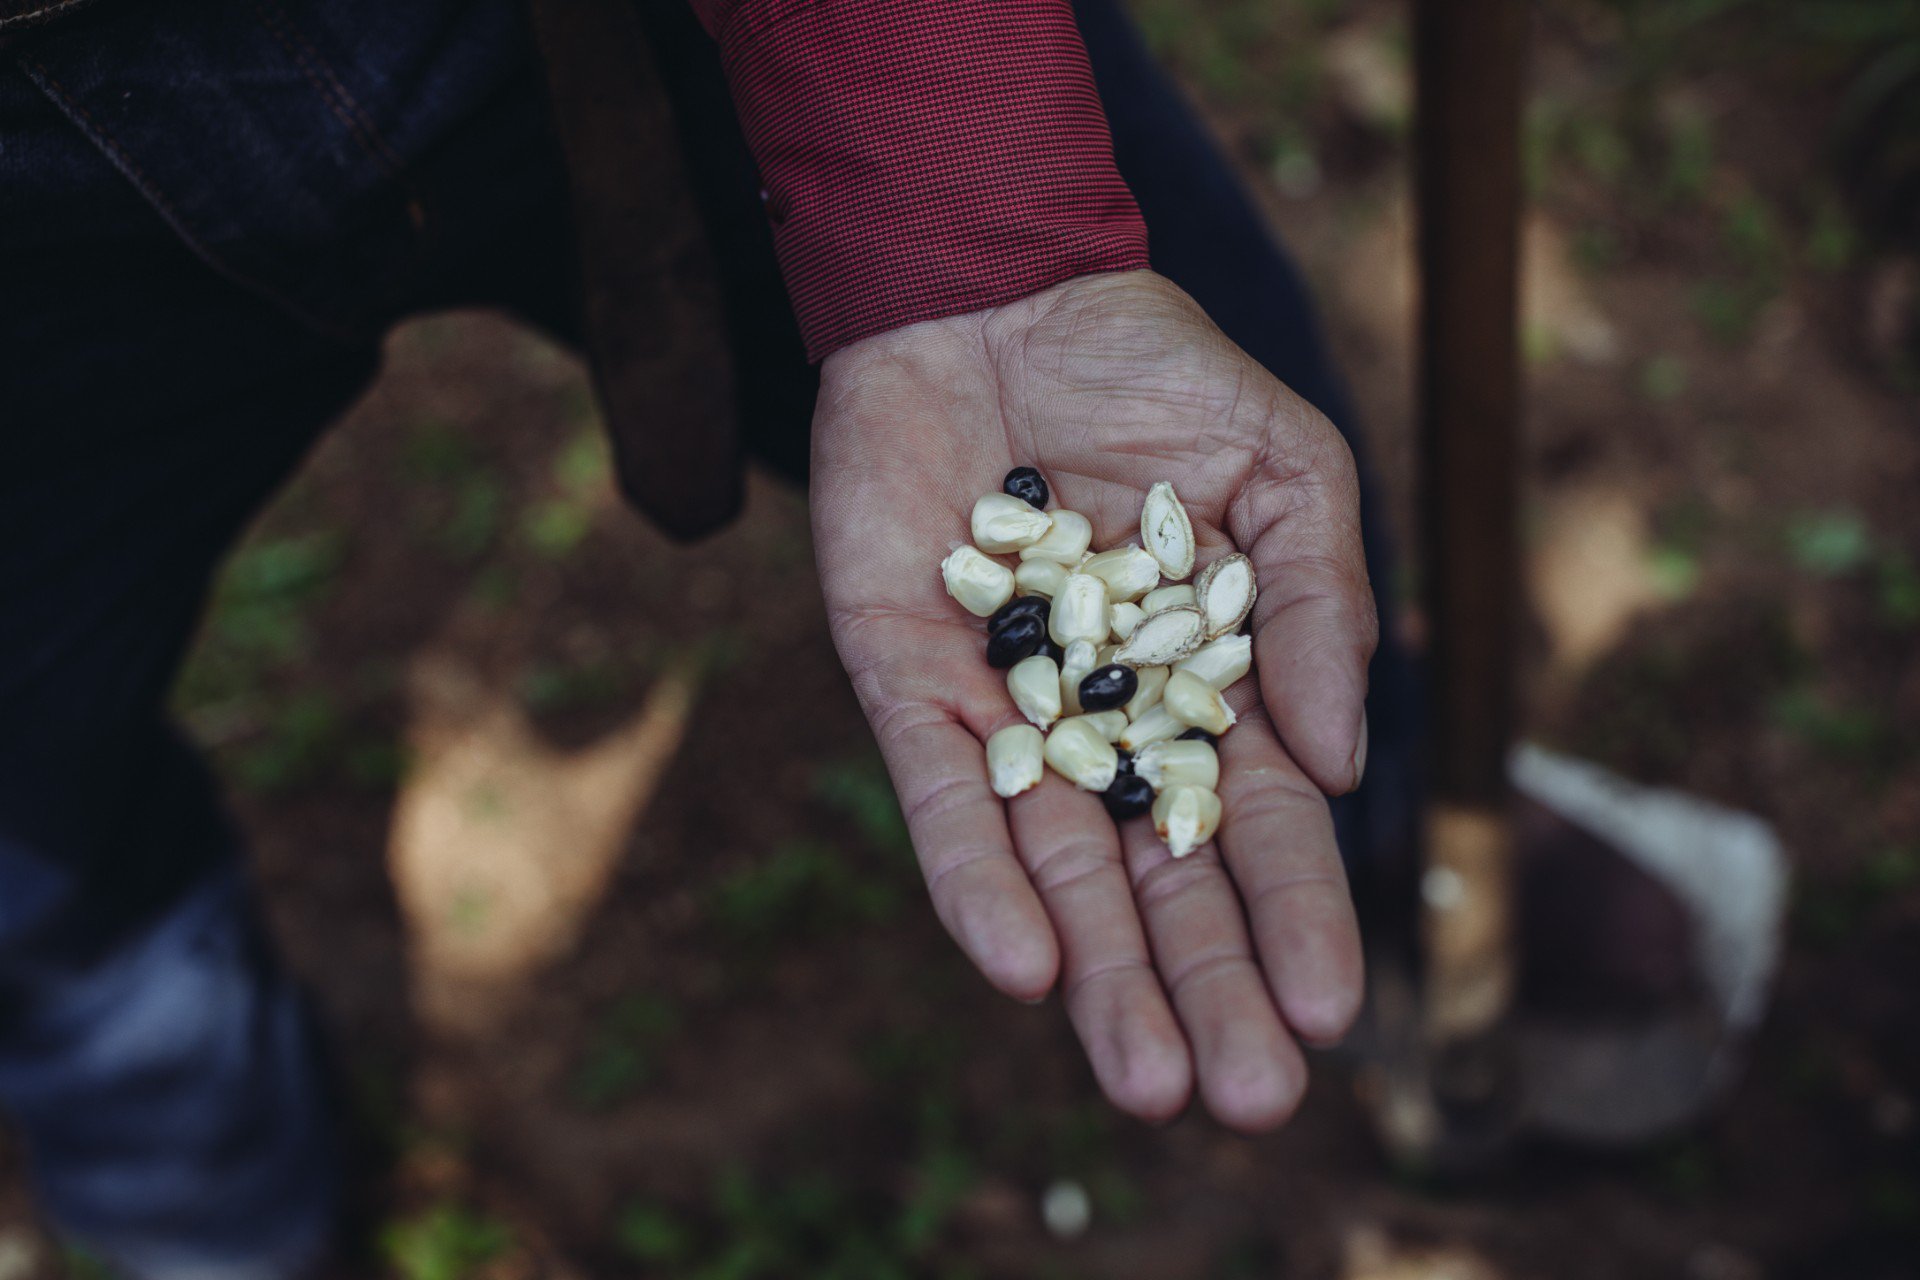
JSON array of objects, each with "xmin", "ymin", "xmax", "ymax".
[{"xmin": 1348, "ymin": 713, "xmax": 1369, "ymax": 793}]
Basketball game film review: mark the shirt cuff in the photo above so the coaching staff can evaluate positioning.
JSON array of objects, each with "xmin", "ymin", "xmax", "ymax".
[{"xmin": 696, "ymin": 0, "xmax": 1150, "ymax": 362}]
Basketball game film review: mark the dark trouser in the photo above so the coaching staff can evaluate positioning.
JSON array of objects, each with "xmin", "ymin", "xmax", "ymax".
[{"xmin": 0, "ymin": 1, "xmax": 1415, "ymax": 1273}]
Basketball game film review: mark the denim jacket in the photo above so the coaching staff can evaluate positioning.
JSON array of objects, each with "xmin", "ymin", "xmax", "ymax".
[{"xmin": 3, "ymin": 0, "xmax": 812, "ymax": 539}]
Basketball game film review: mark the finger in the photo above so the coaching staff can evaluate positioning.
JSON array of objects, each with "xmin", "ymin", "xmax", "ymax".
[
  {"xmin": 1212, "ymin": 701, "xmax": 1365, "ymax": 1047},
  {"xmin": 1008, "ymin": 770, "xmax": 1192, "ymax": 1122},
  {"xmin": 1227, "ymin": 412, "xmax": 1378, "ymax": 796},
  {"xmin": 1119, "ymin": 819, "xmax": 1307, "ymax": 1133},
  {"xmin": 878, "ymin": 705, "xmax": 1060, "ymax": 1002}
]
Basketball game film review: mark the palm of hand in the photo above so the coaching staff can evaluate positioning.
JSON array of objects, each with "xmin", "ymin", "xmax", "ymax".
[{"xmin": 810, "ymin": 271, "xmax": 1374, "ymax": 1130}]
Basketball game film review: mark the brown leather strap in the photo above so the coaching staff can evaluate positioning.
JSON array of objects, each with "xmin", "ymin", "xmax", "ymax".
[{"xmin": 528, "ymin": 0, "xmax": 744, "ymax": 540}]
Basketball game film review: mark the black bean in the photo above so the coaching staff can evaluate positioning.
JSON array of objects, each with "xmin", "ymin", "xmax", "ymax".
[
  {"xmin": 1077, "ymin": 664, "xmax": 1138, "ymax": 713},
  {"xmin": 1102, "ymin": 773, "xmax": 1155, "ymax": 821},
  {"xmin": 1177, "ymin": 727, "xmax": 1217, "ymax": 745},
  {"xmin": 1003, "ymin": 466, "xmax": 1050, "ymax": 509},
  {"xmin": 1114, "ymin": 748, "xmax": 1136, "ymax": 777},
  {"xmin": 1033, "ymin": 638, "xmax": 1066, "ymax": 664},
  {"xmin": 985, "ymin": 613, "xmax": 1047, "ymax": 668},
  {"xmin": 988, "ymin": 594, "xmax": 1050, "ymax": 636}
]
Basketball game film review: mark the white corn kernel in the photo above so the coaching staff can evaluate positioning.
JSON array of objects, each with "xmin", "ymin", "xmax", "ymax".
[
  {"xmin": 1175, "ymin": 634, "xmax": 1253, "ymax": 690},
  {"xmin": 1049, "ymin": 573, "xmax": 1109, "ymax": 646},
  {"xmin": 1194, "ymin": 552, "xmax": 1256, "ymax": 637},
  {"xmin": 1140, "ymin": 584, "xmax": 1197, "ymax": 615},
  {"xmin": 1152, "ymin": 785, "xmax": 1222, "ymax": 857},
  {"xmin": 1123, "ymin": 665, "xmax": 1170, "ymax": 720},
  {"xmin": 1019, "ymin": 509, "xmax": 1093, "ymax": 565},
  {"xmin": 1133, "ymin": 739, "xmax": 1220, "ymax": 792},
  {"xmin": 1112, "ymin": 605, "xmax": 1207, "ymax": 666},
  {"xmin": 1119, "ymin": 704, "xmax": 1185, "ymax": 752},
  {"xmin": 1013, "ymin": 558, "xmax": 1069, "ymax": 597},
  {"xmin": 1163, "ymin": 670, "xmax": 1237, "ymax": 736},
  {"xmin": 971, "ymin": 492, "xmax": 1053, "ymax": 553},
  {"xmin": 1044, "ymin": 718, "xmax": 1119, "ymax": 791},
  {"xmin": 1109, "ymin": 601, "xmax": 1146, "ymax": 642},
  {"xmin": 1059, "ymin": 639, "xmax": 1097, "ymax": 715},
  {"xmin": 1081, "ymin": 546, "xmax": 1162, "ymax": 603},
  {"xmin": 1096, "ymin": 643, "xmax": 1121, "ymax": 668},
  {"xmin": 1008, "ymin": 655, "xmax": 1063, "ymax": 730},
  {"xmin": 1140, "ymin": 481, "xmax": 1196, "ymax": 579},
  {"xmin": 986, "ymin": 724, "xmax": 1046, "ymax": 798},
  {"xmin": 1069, "ymin": 710, "xmax": 1128, "ymax": 743},
  {"xmin": 940, "ymin": 546, "xmax": 1014, "ymax": 617}
]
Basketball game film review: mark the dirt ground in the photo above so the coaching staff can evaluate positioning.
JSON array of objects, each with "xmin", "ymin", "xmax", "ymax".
[{"xmin": 3, "ymin": 2, "xmax": 1918, "ymax": 1277}]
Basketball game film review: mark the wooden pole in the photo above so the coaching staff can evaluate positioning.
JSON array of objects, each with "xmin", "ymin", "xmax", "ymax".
[
  {"xmin": 1417, "ymin": 0, "xmax": 1527, "ymax": 804},
  {"xmin": 1415, "ymin": 0, "xmax": 1528, "ymax": 1063}
]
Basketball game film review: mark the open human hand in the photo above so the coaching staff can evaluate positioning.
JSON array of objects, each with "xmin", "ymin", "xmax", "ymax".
[{"xmin": 810, "ymin": 270, "xmax": 1376, "ymax": 1131}]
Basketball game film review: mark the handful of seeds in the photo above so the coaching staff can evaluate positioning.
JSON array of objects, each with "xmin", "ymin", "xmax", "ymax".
[{"xmin": 940, "ymin": 467, "xmax": 1258, "ymax": 858}]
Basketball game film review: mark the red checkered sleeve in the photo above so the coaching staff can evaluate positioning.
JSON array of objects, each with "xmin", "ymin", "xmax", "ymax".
[{"xmin": 685, "ymin": 0, "xmax": 1150, "ymax": 362}]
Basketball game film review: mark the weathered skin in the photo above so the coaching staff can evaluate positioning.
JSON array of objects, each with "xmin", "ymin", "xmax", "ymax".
[{"xmin": 812, "ymin": 269, "xmax": 1377, "ymax": 1133}]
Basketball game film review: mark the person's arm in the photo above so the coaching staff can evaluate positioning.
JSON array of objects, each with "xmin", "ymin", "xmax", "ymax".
[
  {"xmin": 686, "ymin": 0, "xmax": 1148, "ymax": 360},
  {"xmin": 694, "ymin": 0, "xmax": 1374, "ymax": 1131}
]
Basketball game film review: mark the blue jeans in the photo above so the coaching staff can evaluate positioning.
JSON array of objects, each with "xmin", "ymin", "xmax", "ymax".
[{"xmin": 1, "ymin": 1, "xmax": 1415, "ymax": 1273}]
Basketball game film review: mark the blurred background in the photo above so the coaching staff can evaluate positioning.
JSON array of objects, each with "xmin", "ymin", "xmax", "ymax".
[{"xmin": 4, "ymin": 0, "xmax": 1918, "ymax": 1275}]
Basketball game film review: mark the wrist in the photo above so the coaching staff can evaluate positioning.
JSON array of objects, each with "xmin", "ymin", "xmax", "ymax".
[
  {"xmin": 713, "ymin": 0, "xmax": 1148, "ymax": 362},
  {"xmin": 824, "ymin": 267, "xmax": 1161, "ymax": 387}
]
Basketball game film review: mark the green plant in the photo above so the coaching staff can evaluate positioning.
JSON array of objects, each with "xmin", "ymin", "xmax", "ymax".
[
  {"xmin": 1859, "ymin": 845, "xmax": 1920, "ymax": 896},
  {"xmin": 1785, "ymin": 508, "xmax": 1874, "ymax": 577},
  {"xmin": 812, "ymin": 756, "xmax": 913, "ymax": 858},
  {"xmin": 520, "ymin": 498, "xmax": 593, "ymax": 558},
  {"xmin": 470, "ymin": 564, "xmax": 519, "ymax": 611},
  {"xmin": 554, "ymin": 429, "xmax": 612, "ymax": 494},
  {"xmin": 894, "ymin": 1142, "xmax": 975, "ymax": 1256},
  {"xmin": 859, "ymin": 1024, "xmax": 967, "ymax": 1090},
  {"xmin": 175, "ymin": 530, "xmax": 345, "ymax": 714},
  {"xmin": 708, "ymin": 840, "xmax": 900, "ymax": 948},
  {"xmin": 1874, "ymin": 550, "xmax": 1920, "ymax": 627},
  {"xmin": 1571, "ymin": 221, "xmax": 1630, "ymax": 272},
  {"xmin": 1603, "ymin": 0, "xmax": 1920, "ymax": 259},
  {"xmin": 569, "ymin": 993, "xmax": 680, "ymax": 1110},
  {"xmin": 226, "ymin": 690, "xmax": 343, "ymax": 794},
  {"xmin": 380, "ymin": 1202, "xmax": 513, "ymax": 1280},
  {"xmin": 346, "ymin": 736, "xmax": 412, "ymax": 789},
  {"xmin": 1638, "ymin": 354, "xmax": 1690, "ymax": 402},
  {"xmin": 518, "ymin": 656, "xmax": 626, "ymax": 715},
  {"xmin": 402, "ymin": 418, "xmax": 482, "ymax": 483},
  {"xmin": 1659, "ymin": 103, "xmax": 1716, "ymax": 208},
  {"xmin": 1691, "ymin": 192, "xmax": 1789, "ymax": 343},
  {"xmin": 1806, "ymin": 189, "xmax": 1860, "ymax": 271},
  {"xmin": 1646, "ymin": 494, "xmax": 1711, "ymax": 600},
  {"xmin": 435, "ymin": 476, "xmax": 505, "ymax": 562},
  {"xmin": 1645, "ymin": 545, "xmax": 1703, "ymax": 601},
  {"xmin": 614, "ymin": 1202, "xmax": 696, "ymax": 1267},
  {"xmin": 1795, "ymin": 847, "xmax": 1920, "ymax": 949},
  {"xmin": 1768, "ymin": 685, "xmax": 1892, "ymax": 762},
  {"xmin": 615, "ymin": 1146, "xmax": 982, "ymax": 1279},
  {"xmin": 1567, "ymin": 111, "xmax": 1634, "ymax": 185}
]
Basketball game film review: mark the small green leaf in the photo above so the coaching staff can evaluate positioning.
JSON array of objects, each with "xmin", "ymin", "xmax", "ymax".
[
  {"xmin": 615, "ymin": 1203, "xmax": 695, "ymax": 1265},
  {"xmin": 1785, "ymin": 509, "xmax": 1873, "ymax": 577},
  {"xmin": 1638, "ymin": 354, "xmax": 1690, "ymax": 402},
  {"xmin": 380, "ymin": 1203, "xmax": 513, "ymax": 1280},
  {"xmin": 1646, "ymin": 546, "xmax": 1702, "ymax": 601}
]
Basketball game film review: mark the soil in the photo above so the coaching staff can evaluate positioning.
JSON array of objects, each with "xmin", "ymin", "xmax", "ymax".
[{"xmin": 3, "ymin": 2, "xmax": 1918, "ymax": 1278}]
